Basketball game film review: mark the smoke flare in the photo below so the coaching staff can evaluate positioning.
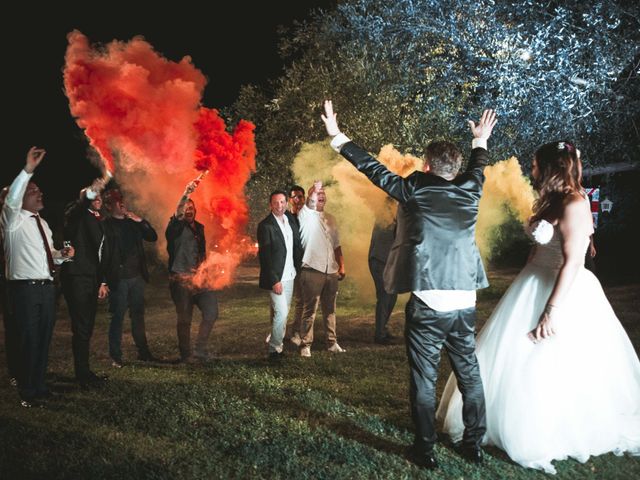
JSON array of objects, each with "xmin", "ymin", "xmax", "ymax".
[{"xmin": 63, "ymin": 31, "xmax": 256, "ymax": 289}]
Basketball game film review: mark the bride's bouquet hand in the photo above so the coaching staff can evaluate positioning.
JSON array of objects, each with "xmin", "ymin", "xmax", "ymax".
[{"xmin": 528, "ymin": 305, "xmax": 557, "ymax": 344}]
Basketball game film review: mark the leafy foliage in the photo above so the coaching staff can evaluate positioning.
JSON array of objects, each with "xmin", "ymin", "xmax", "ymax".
[{"xmin": 232, "ymin": 0, "xmax": 639, "ymax": 227}]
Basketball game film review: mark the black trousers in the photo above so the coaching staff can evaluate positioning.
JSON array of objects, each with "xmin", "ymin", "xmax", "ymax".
[
  {"xmin": 8, "ymin": 280, "xmax": 56, "ymax": 401},
  {"xmin": 368, "ymin": 257, "xmax": 397, "ymax": 340},
  {"xmin": 1, "ymin": 276, "xmax": 19, "ymax": 379},
  {"xmin": 404, "ymin": 294, "xmax": 486, "ymax": 454},
  {"xmin": 62, "ymin": 274, "xmax": 99, "ymax": 381}
]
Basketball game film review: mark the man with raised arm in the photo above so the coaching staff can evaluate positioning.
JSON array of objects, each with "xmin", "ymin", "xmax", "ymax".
[
  {"xmin": 165, "ymin": 180, "xmax": 218, "ymax": 363},
  {"xmin": 2, "ymin": 147, "xmax": 74, "ymax": 407},
  {"xmin": 296, "ymin": 180, "xmax": 346, "ymax": 357},
  {"xmin": 321, "ymin": 101, "xmax": 496, "ymax": 469}
]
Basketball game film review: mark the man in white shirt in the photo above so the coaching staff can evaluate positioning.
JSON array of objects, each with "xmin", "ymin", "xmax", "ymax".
[
  {"xmin": 2, "ymin": 147, "xmax": 74, "ymax": 407},
  {"xmin": 296, "ymin": 181, "xmax": 346, "ymax": 357},
  {"xmin": 257, "ymin": 190, "xmax": 302, "ymax": 360},
  {"xmin": 321, "ymin": 101, "xmax": 497, "ymax": 469}
]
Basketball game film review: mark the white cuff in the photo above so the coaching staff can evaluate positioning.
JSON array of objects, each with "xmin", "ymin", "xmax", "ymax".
[
  {"xmin": 472, "ymin": 138, "xmax": 488, "ymax": 150},
  {"xmin": 330, "ymin": 133, "xmax": 351, "ymax": 152},
  {"xmin": 85, "ymin": 188, "xmax": 98, "ymax": 200}
]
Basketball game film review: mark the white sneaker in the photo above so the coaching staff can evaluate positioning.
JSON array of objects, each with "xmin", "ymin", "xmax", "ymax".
[
  {"xmin": 290, "ymin": 333, "xmax": 302, "ymax": 347},
  {"xmin": 327, "ymin": 343, "xmax": 346, "ymax": 353},
  {"xmin": 300, "ymin": 346, "xmax": 311, "ymax": 357}
]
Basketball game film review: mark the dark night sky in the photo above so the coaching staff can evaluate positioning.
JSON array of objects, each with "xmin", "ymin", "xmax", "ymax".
[{"xmin": 3, "ymin": 1, "xmax": 335, "ymax": 206}]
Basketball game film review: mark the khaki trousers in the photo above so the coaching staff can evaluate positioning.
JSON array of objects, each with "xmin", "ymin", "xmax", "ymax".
[{"xmin": 299, "ymin": 268, "xmax": 339, "ymax": 348}]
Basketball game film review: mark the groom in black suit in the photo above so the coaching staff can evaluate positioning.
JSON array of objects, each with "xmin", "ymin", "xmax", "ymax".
[
  {"xmin": 257, "ymin": 190, "xmax": 303, "ymax": 360},
  {"xmin": 321, "ymin": 101, "xmax": 496, "ymax": 469}
]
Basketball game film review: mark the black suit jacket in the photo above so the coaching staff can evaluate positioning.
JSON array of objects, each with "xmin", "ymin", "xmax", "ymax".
[
  {"xmin": 61, "ymin": 198, "xmax": 107, "ymax": 282},
  {"xmin": 257, "ymin": 211, "xmax": 303, "ymax": 290},
  {"xmin": 103, "ymin": 217, "xmax": 158, "ymax": 285},
  {"xmin": 340, "ymin": 142, "xmax": 489, "ymax": 293}
]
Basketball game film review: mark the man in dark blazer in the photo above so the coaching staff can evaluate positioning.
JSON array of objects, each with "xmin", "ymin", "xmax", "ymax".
[
  {"xmin": 321, "ymin": 101, "xmax": 497, "ymax": 469},
  {"xmin": 257, "ymin": 190, "xmax": 303, "ymax": 360},
  {"xmin": 61, "ymin": 178, "xmax": 110, "ymax": 388}
]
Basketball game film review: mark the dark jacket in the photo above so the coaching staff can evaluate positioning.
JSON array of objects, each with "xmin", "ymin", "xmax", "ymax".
[
  {"xmin": 103, "ymin": 217, "xmax": 157, "ymax": 285},
  {"xmin": 165, "ymin": 216, "xmax": 206, "ymax": 272},
  {"xmin": 368, "ymin": 220, "xmax": 396, "ymax": 264},
  {"xmin": 340, "ymin": 142, "xmax": 489, "ymax": 293},
  {"xmin": 257, "ymin": 211, "xmax": 303, "ymax": 290},
  {"xmin": 61, "ymin": 198, "xmax": 107, "ymax": 282}
]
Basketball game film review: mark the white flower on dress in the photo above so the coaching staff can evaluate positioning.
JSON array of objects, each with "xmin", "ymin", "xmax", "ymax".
[{"xmin": 531, "ymin": 219, "xmax": 554, "ymax": 244}]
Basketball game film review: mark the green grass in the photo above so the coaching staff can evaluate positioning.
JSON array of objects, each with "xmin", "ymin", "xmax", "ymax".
[{"xmin": 1, "ymin": 267, "xmax": 639, "ymax": 479}]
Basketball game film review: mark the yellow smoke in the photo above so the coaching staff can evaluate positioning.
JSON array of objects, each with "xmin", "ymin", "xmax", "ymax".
[
  {"xmin": 477, "ymin": 157, "xmax": 535, "ymax": 260},
  {"xmin": 293, "ymin": 143, "xmax": 535, "ymax": 299},
  {"xmin": 292, "ymin": 142, "xmax": 421, "ymax": 300}
]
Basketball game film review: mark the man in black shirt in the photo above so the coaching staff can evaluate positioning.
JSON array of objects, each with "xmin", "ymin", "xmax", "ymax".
[
  {"xmin": 165, "ymin": 182, "xmax": 218, "ymax": 362},
  {"xmin": 103, "ymin": 189, "xmax": 158, "ymax": 367}
]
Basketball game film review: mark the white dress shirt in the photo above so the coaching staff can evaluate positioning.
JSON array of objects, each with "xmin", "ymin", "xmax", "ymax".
[
  {"xmin": 297, "ymin": 205, "xmax": 340, "ymax": 274},
  {"xmin": 1, "ymin": 170, "xmax": 64, "ymax": 280},
  {"xmin": 330, "ymin": 132, "xmax": 485, "ymax": 311},
  {"xmin": 272, "ymin": 212, "xmax": 296, "ymax": 282}
]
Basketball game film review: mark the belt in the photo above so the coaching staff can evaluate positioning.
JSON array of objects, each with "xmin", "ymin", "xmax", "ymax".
[{"xmin": 9, "ymin": 279, "xmax": 53, "ymax": 285}]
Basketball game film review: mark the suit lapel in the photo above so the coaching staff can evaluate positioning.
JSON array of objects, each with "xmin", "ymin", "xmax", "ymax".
[{"xmin": 267, "ymin": 213, "xmax": 286, "ymax": 245}]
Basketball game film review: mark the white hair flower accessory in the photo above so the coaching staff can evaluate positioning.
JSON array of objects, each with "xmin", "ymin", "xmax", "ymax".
[
  {"xmin": 557, "ymin": 142, "xmax": 566, "ymax": 151},
  {"xmin": 531, "ymin": 219, "xmax": 554, "ymax": 244}
]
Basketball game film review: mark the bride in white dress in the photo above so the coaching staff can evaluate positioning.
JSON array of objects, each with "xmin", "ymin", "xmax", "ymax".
[{"xmin": 437, "ymin": 141, "xmax": 640, "ymax": 474}]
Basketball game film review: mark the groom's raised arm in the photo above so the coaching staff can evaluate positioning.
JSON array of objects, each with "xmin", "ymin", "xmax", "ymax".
[
  {"xmin": 321, "ymin": 100, "xmax": 415, "ymax": 203},
  {"xmin": 458, "ymin": 109, "xmax": 497, "ymax": 186}
]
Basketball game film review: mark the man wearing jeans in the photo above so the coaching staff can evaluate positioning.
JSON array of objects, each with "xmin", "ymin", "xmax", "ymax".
[
  {"xmin": 257, "ymin": 190, "xmax": 302, "ymax": 360},
  {"xmin": 103, "ymin": 189, "xmax": 158, "ymax": 367},
  {"xmin": 166, "ymin": 182, "xmax": 218, "ymax": 362}
]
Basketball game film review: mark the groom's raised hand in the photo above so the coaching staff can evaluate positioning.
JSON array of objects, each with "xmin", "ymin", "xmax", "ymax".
[
  {"xmin": 321, "ymin": 100, "xmax": 341, "ymax": 137},
  {"xmin": 468, "ymin": 109, "xmax": 497, "ymax": 139}
]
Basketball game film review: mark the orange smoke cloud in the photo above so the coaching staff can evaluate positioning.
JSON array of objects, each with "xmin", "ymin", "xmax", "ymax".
[
  {"xmin": 63, "ymin": 31, "xmax": 256, "ymax": 289},
  {"xmin": 63, "ymin": 30, "xmax": 206, "ymax": 174},
  {"xmin": 191, "ymin": 108, "xmax": 257, "ymax": 289}
]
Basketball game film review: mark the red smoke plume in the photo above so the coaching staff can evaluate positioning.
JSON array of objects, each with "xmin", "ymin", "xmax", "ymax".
[
  {"xmin": 191, "ymin": 108, "xmax": 256, "ymax": 289},
  {"xmin": 63, "ymin": 30, "xmax": 206, "ymax": 174},
  {"xmin": 63, "ymin": 31, "xmax": 256, "ymax": 289}
]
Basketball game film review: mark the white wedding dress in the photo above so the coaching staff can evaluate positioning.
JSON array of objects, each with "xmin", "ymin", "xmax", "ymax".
[{"xmin": 437, "ymin": 218, "xmax": 640, "ymax": 474}]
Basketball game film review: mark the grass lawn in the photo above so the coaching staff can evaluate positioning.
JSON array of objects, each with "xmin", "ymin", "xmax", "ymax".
[{"xmin": 1, "ymin": 265, "xmax": 639, "ymax": 479}]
